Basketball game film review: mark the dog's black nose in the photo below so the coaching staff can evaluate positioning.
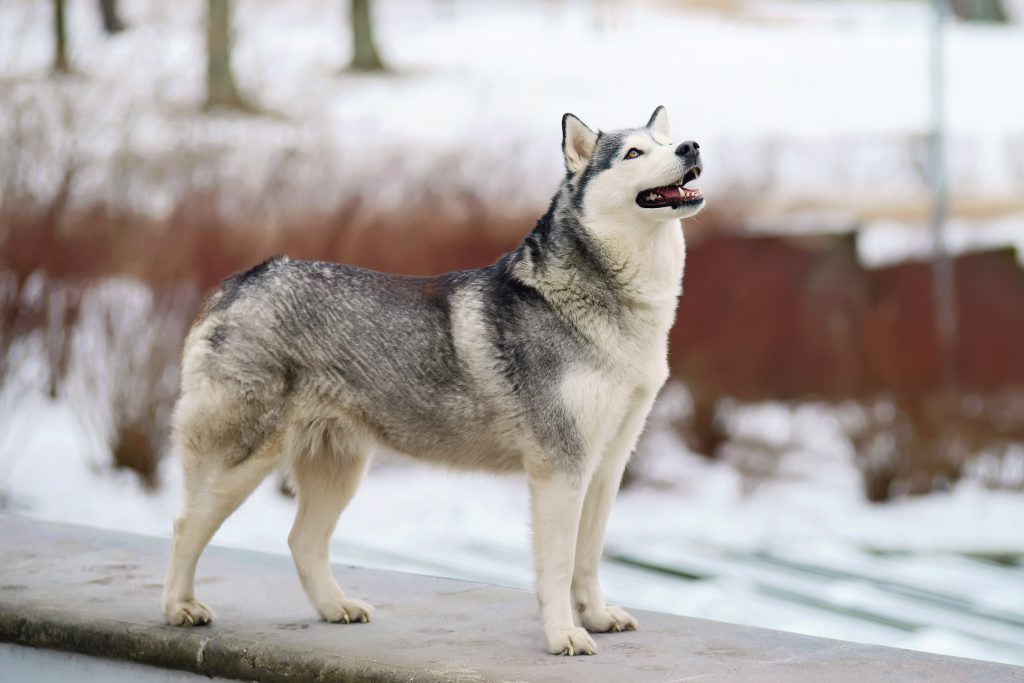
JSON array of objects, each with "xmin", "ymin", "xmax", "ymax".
[{"xmin": 676, "ymin": 141, "xmax": 700, "ymax": 161}]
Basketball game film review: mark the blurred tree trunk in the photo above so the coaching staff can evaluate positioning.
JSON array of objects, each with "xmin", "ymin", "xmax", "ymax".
[
  {"xmin": 205, "ymin": 0, "xmax": 247, "ymax": 110},
  {"xmin": 948, "ymin": 0, "xmax": 1008, "ymax": 21},
  {"xmin": 98, "ymin": 0, "xmax": 126, "ymax": 34},
  {"xmin": 53, "ymin": 0, "xmax": 69, "ymax": 73},
  {"xmin": 347, "ymin": 0, "xmax": 385, "ymax": 72}
]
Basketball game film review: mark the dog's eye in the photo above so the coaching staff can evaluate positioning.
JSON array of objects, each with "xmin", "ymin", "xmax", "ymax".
[{"xmin": 624, "ymin": 148, "xmax": 643, "ymax": 160}]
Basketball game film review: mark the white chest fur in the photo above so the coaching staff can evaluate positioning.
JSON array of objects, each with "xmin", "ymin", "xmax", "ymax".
[{"xmin": 589, "ymin": 217, "xmax": 685, "ymax": 385}]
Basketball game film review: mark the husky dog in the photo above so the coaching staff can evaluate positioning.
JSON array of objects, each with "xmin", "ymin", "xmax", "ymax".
[{"xmin": 163, "ymin": 107, "xmax": 704, "ymax": 656}]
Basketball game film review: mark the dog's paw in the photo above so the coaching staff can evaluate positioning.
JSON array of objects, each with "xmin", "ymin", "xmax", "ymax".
[
  {"xmin": 581, "ymin": 605, "xmax": 639, "ymax": 633},
  {"xmin": 163, "ymin": 598, "xmax": 215, "ymax": 627},
  {"xmin": 546, "ymin": 626, "xmax": 597, "ymax": 656},
  {"xmin": 318, "ymin": 597, "xmax": 373, "ymax": 624}
]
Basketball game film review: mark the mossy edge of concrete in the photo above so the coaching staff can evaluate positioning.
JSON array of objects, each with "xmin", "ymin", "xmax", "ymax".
[{"xmin": 0, "ymin": 600, "xmax": 448, "ymax": 683}]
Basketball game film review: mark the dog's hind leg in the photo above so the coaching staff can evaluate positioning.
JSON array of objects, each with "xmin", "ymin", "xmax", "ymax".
[
  {"xmin": 527, "ymin": 463, "xmax": 596, "ymax": 656},
  {"xmin": 571, "ymin": 393, "xmax": 655, "ymax": 634},
  {"xmin": 163, "ymin": 447, "xmax": 278, "ymax": 626},
  {"xmin": 288, "ymin": 444, "xmax": 372, "ymax": 624}
]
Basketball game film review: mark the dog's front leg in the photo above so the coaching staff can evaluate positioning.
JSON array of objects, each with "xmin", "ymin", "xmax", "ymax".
[
  {"xmin": 572, "ymin": 392, "xmax": 655, "ymax": 634},
  {"xmin": 527, "ymin": 465, "xmax": 596, "ymax": 656},
  {"xmin": 571, "ymin": 449, "xmax": 639, "ymax": 634}
]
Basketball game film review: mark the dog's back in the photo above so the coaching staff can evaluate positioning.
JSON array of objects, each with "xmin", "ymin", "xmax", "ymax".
[{"xmin": 176, "ymin": 254, "xmax": 589, "ymax": 474}]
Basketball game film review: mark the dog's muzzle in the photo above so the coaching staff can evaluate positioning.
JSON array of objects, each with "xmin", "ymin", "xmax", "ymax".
[{"xmin": 636, "ymin": 142, "xmax": 703, "ymax": 209}]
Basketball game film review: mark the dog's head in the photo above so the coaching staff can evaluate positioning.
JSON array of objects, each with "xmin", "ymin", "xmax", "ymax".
[{"xmin": 562, "ymin": 106, "xmax": 704, "ymax": 224}]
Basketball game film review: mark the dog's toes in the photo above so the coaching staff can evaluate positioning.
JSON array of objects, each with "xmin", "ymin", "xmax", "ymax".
[
  {"xmin": 319, "ymin": 597, "xmax": 373, "ymax": 624},
  {"xmin": 164, "ymin": 598, "xmax": 215, "ymax": 627},
  {"xmin": 606, "ymin": 605, "xmax": 639, "ymax": 632},
  {"xmin": 582, "ymin": 605, "xmax": 639, "ymax": 633},
  {"xmin": 546, "ymin": 626, "xmax": 597, "ymax": 656}
]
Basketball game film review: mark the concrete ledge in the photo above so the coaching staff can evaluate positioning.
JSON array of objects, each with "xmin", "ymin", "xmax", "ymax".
[{"xmin": 1, "ymin": 515, "xmax": 1020, "ymax": 682}]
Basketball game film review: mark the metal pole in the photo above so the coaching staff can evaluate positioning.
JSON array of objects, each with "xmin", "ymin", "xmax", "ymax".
[{"xmin": 930, "ymin": 0, "xmax": 957, "ymax": 384}]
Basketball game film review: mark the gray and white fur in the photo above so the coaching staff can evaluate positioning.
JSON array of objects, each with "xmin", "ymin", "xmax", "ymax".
[{"xmin": 163, "ymin": 106, "xmax": 704, "ymax": 656}]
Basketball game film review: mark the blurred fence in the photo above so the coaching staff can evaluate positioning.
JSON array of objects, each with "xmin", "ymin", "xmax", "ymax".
[{"xmin": 674, "ymin": 233, "xmax": 1024, "ymax": 500}]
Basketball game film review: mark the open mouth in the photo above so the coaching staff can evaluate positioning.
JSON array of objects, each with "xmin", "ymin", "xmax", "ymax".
[{"xmin": 636, "ymin": 166, "xmax": 703, "ymax": 209}]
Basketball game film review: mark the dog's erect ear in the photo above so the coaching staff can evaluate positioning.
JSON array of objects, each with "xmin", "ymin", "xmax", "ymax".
[
  {"xmin": 646, "ymin": 105, "xmax": 670, "ymax": 139},
  {"xmin": 562, "ymin": 113, "xmax": 598, "ymax": 173}
]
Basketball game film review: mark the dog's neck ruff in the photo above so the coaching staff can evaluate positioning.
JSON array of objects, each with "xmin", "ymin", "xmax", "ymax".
[
  {"xmin": 575, "ymin": 211, "xmax": 686, "ymax": 308},
  {"xmin": 509, "ymin": 194, "xmax": 685, "ymax": 344}
]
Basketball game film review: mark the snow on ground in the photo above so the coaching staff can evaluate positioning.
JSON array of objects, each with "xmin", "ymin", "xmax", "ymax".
[
  {"xmin": 2, "ymin": 387, "xmax": 1023, "ymax": 666},
  {"xmin": 858, "ymin": 213, "xmax": 1024, "ymax": 267},
  {"xmin": 1, "ymin": 0, "xmax": 1023, "ymax": 237}
]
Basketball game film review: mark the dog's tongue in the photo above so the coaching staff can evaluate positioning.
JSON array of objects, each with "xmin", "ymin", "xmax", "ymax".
[{"xmin": 657, "ymin": 186, "xmax": 681, "ymax": 200}]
